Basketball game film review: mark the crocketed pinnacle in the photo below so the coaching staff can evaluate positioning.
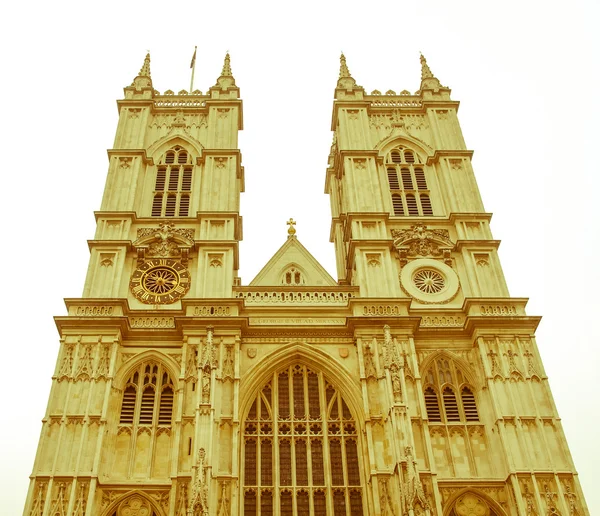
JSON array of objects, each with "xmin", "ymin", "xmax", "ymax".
[
  {"xmin": 339, "ymin": 53, "xmax": 352, "ymax": 78},
  {"xmin": 420, "ymin": 53, "xmax": 434, "ymax": 80},
  {"xmin": 221, "ymin": 52, "xmax": 232, "ymax": 76},
  {"xmin": 139, "ymin": 52, "xmax": 151, "ymax": 77}
]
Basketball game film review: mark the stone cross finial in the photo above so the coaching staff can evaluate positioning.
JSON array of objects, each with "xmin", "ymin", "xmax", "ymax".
[{"xmin": 287, "ymin": 218, "xmax": 297, "ymax": 237}]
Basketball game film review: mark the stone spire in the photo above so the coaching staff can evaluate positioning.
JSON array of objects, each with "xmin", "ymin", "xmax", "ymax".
[
  {"xmin": 339, "ymin": 53, "xmax": 351, "ymax": 79},
  {"xmin": 139, "ymin": 52, "xmax": 152, "ymax": 78},
  {"xmin": 221, "ymin": 52, "xmax": 232, "ymax": 76}
]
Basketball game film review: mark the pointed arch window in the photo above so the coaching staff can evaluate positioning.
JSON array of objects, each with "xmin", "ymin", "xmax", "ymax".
[
  {"xmin": 423, "ymin": 357, "xmax": 479, "ymax": 423},
  {"xmin": 119, "ymin": 361, "xmax": 175, "ymax": 429},
  {"xmin": 243, "ymin": 364, "xmax": 364, "ymax": 515},
  {"xmin": 152, "ymin": 146, "xmax": 194, "ymax": 217},
  {"xmin": 386, "ymin": 147, "xmax": 434, "ymax": 216}
]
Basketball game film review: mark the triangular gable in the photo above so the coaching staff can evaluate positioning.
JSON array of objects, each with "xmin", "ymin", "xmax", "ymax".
[{"xmin": 249, "ymin": 237, "xmax": 337, "ymax": 286}]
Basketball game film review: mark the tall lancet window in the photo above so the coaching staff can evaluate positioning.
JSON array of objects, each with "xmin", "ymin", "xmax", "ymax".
[
  {"xmin": 152, "ymin": 145, "xmax": 193, "ymax": 217},
  {"xmin": 386, "ymin": 147, "xmax": 433, "ymax": 216},
  {"xmin": 243, "ymin": 364, "xmax": 364, "ymax": 515}
]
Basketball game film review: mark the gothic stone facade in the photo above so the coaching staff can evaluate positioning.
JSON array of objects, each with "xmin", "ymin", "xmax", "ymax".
[{"xmin": 23, "ymin": 53, "xmax": 589, "ymax": 516}]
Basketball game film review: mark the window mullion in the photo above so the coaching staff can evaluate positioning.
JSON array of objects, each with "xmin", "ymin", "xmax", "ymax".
[
  {"xmin": 273, "ymin": 371, "xmax": 281, "ymax": 513},
  {"xmin": 318, "ymin": 372, "xmax": 334, "ymax": 515}
]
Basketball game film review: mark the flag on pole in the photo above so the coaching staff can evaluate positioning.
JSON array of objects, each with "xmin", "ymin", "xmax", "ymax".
[{"xmin": 190, "ymin": 47, "xmax": 197, "ymax": 69}]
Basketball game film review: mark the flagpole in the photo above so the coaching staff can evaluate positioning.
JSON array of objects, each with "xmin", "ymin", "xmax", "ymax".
[{"xmin": 190, "ymin": 46, "xmax": 197, "ymax": 92}]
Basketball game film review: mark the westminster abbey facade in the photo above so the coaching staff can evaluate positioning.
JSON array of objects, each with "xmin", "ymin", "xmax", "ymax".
[{"xmin": 23, "ymin": 53, "xmax": 589, "ymax": 516}]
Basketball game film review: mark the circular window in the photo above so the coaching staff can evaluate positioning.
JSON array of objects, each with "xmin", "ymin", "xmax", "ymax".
[
  {"xmin": 400, "ymin": 258, "xmax": 459, "ymax": 304},
  {"xmin": 142, "ymin": 266, "xmax": 179, "ymax": 294},
  {"xmin": 413, "ymin": 269, "xmax": 445, "ymax": 294}
]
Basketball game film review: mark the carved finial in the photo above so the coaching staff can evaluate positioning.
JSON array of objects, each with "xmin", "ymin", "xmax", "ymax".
[
  {"xmin": 221, "ymin": 52, "xmax": 232, "ymax": 76},
  {"xmin": 139, "ymin": 52, "xmax": 151, "ymax": 77},
  {"xmin": 339, "ymin": 53, "xmax": 352, "ymax": 78},
  {"xmin": 420, "ymin": 53, "xmax": 433, "ymax": 79},
  {"xmin": 287, "ymin": 218, "xmax": 297, "ymax": 238}
]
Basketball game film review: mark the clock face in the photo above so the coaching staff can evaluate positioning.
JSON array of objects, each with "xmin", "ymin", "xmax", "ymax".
[{"xmin": 130, "ymin": 258, "xmax": 191, "ymax": 304}]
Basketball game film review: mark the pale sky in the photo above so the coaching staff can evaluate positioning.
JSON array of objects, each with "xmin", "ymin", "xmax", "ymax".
[{"xmin": 2, "ymin": 0, "xmax": 599, "ymax": 514}]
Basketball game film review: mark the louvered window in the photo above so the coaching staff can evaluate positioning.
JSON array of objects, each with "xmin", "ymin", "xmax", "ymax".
[
  {"xmin": 443, "ymin": 387, "xmax": 460, "ymax": 422},
  {"xmin": 152, "ymin": 146, "xmax": 194, "ymax": 217},
  {"xmin": 461, "ymin": 387, "xmax": 479, "ymax": 421},
  {"xmin": 387, "ymin": 168, "xmax": 400, "ymax": 189},
  {"xmin": 392, "ymin": 194, "xmax": 404, "ymax": 216},
  {"xmin": 386, "ymin": 147, "xmax": 434, "ymax": 216},
  {"xmin": 158, "ymin": 385, "xmax": 174, "ymax": 424},
  {"xmin": 119, "ymin": 386, "xmax": 137, "ymax": 423},
  {"xmin": 424, "ymin": 387, "xmax": 441, "ymax": 422},
  {"xmin": 243, "ymin": 364, "xmax": 364, "ymax": 515},
  {"xmin": 406, "ymin": 194, "xmax": 419, "ymax": 215},
  {"xmin": 421, "ymin": 194, "xmax": 433, "ymax": 215},
  {"xmin": 139, "ymin": 386, "xmax": 155, "ymax": 424},
  {"xmin": 423, "ymin": 358, "xmax": 479, "ymax": 424}
]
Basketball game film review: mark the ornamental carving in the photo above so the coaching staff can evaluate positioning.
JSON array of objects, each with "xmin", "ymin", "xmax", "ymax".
[
  {"xmin": 58, "ymin": 343, "xmax": 75, "ymax": 380},
  {"xmin": 402, "ymin": 447, "xmax": 429, "ymax": 514},
  {"xmin": 363, "ymin": 341, "xmax": 377, "ymax": 379},
  {"xmin": 454, "ymin": 493, "xmax": 490, "ymax": 516},
  {"xmin": 222, "ymin": 343, "xmax": 235, "ymax": 381},
  {"xmin": 72, "ymin": 482, "xmax": 88, "ymax": 516},
  {"xmin": 29, "ymin": 482, "xmax": 46, "ymax": 516},
  {"xmin": 188, "ymin": 448, "xmax": 209, "ymax": 516},
  {"xmin": 216, "ymin": 481, "xmax": 231, "ymax": 516},
  {"xmin": 117, "ymin": 495, "xmax": 152, "ymax": 516},
  {"xmin": 392, "ymin": 224, "xmax": 454, "ymax": 267},
  {"xmin": 521, "ymin": 481, "xmax": 539, "ymax": 516},
  {"xmin": 75, "ymin": 342, "xmax": 94, "ymax": 381},
  {"xmin": 135, "ymin": 222, "xmax": 194, "ymax": 263},
  {"xmin": 378, "ymin": 477, "xmax": 396, "ymax": 516},
  {"xmin": 48, "ymin": 483, "xmax": 68, "ymax": 516}
]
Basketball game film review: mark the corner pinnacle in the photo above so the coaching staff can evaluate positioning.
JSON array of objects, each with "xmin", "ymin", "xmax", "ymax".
[
  {"xmin": 339, "ymin": 53, "xmax": 352, "ymax": 78},
  {"xmin": 221, "ymin": 52, "xmax": 232, "ymax": 76},
  {"xmin": 419, "ymin": 53, "xmax": 434, "ymax": 80},
  {"xmin": 139, "ymin": 52, "xmax": 151, "ymax": 78}
]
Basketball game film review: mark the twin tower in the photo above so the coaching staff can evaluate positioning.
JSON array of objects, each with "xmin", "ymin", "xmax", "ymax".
[{"xmin": 24, "ymin": 53, "xmax": 588, "ymax": 516}]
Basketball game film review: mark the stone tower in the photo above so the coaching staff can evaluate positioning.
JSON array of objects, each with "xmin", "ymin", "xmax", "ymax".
[{"xmin": 23, "ymin": 53, "xmax": 588, "ymax": 516}]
